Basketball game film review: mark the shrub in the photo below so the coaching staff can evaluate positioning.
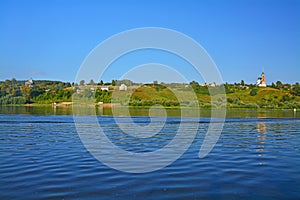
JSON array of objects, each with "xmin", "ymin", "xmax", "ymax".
[
  {"xmin": 291, "ymin": 84, "xmax": 300, "ymax": 96},
  {"xmin": 244, "ymin": 103, "xmax": 259, "ymax": 108},
  {"xmin": 227, "ymin": 98, "xmax": 234, "ymax": 103},
  {"xmin": 250, "ymin": 88, "xmax": 258, "ymax": 96},
  {"xmin": 281, "ymin": 94, "xmax": 291, "ymax": 102},
  {"xmin": 0, "ymin": 95, "xmax": 26, "ymax": 104}
]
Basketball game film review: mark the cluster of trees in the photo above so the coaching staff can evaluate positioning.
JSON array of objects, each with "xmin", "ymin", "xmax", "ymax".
[
  {"xmin": 0, "ymin": 78, "xmax": 133, "ymax": 105},
  {"xmin": 95, "ymin": 89, "xmax": 112, "ymax": 103},
  {"xmin": 0, "ymin": 78, "xmax": 72, "ymax": 104},
  {"xmin": 189, "ymin": 81, "xmax": 210, "ymax": 95},
  {"xmin": 0, "ymin": 95, "xmax": 26, "ymax": 105},
  {"xmin": 227, "ymin": 96, "xmax": 300, "ymax": 109},
  {"xmin": 77, "ymin": 79, "xmax": 134, "ymax": 87}
]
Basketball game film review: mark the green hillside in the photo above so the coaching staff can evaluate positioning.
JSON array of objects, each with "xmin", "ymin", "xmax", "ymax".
[
  {"xmin": 112, "ymin": 84, "xmax": 300, "ymax": 109},
  {"xmin": 1, "ymin": 78, "xmax": 300, "ymax": 109}
]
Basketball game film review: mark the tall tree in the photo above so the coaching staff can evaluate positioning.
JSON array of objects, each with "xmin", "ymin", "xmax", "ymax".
[
  {"xmin": 241, "ymin": 80, "xmax": 245, "ymax": 86},
  {"xmin": 79, "ymin": 80, "xmax": 85, "ymax": 86},
  {"xmin": 89, "ymin": 79, "xmax": 95, "ymax": 85},
  {"xmin": 11, "ymin": 78, "xmax": 17, "ymax": 85},
  {"xmin": 20, "ymin": 85, "xmax": 32, "ymax": 103},
  {"xmin": 291, "ymin": 83, "xmax": 300, "ymax": 96},
  {"xmin": 276, "ymin": 81, "xmax": 283, "ymax": 89}
]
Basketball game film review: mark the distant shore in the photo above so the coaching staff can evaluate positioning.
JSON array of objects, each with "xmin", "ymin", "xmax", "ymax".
[{"xmin": 1, "ymin": 79, "xmax": 299, "ymax": 109}]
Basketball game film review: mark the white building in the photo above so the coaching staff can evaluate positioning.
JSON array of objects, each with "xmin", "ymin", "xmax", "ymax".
[
  {"xmin": 119, "ymin": 84, "xmax": 127, "ymax": 91},
  {"xmin": 209, "ymin": 82, "xmax": 216, "ymax": 87},
  {"xmin": 101, "ymin": 86, "xmax": 110, "ymax": 91},
  {"xmin": 256, "ymin": 71, "xmax": 266, "ymax": 87},
  {"xmin": 25, "ymin": 77, "xmax": 34, "ymax": 88}
]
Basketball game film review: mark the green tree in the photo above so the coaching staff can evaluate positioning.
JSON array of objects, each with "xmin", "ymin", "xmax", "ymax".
[
  {"xmin": 190, "ymin": 81, "xmax": 200, "ymax": 88},
  {"xmin": 5, "ymin": 79, "xmax": 11, "ymax": 86},
  {"xmin": 20, "ymin": 85, "xmax": 32, "ymax": 103},
  {"xmin": 250, "ymin": 88, "xmax": 258, "ymax": 96},
  {"xmin": 30, "ymin": 87, "xmax": 44, "ymax": 99},
  {"xmin": 79, "ymin": 80, "xmax": 85, "ymax": 86},
  {"xmin": 241, "ymin": 80, "xmax": 245, "ymax": 86},
  {"xmin": 276, "ymin": 81, "xmax": 283, "ymax": 89},
  {"xmin": 271, "ymin": 82, "xmax": 276, "ymax": 88},
  {"xmin": 11, "ymin": 78, "xmax": 17, "ymax": 85},
  {"xmin": 112, "ymin": 80, "xmax": 116, "ymax": 86},
  {"xmin": 281, "ymin": 94, "xmax": 291, "ymax": 102},
  {"xmin": 65, "ymin": 82, "xmax": 71, "ymax": 87},
  {"xmin": 89, "ymin": 79, "xmax": 95, "ymax": 85},
  {"xmin": 291, "ymin": 83, "xmax": 300, "ymax": 96}
]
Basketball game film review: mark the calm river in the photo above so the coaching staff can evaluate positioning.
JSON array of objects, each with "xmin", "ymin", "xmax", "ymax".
[{"xmin": 0, "ymin": 106, "xmax": 299, "ymax": 199}]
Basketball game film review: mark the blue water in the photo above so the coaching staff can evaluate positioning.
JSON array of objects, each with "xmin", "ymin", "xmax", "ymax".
[{"xmin": 0, "ymin": 114, "xmax": 299, "ymax": 199}]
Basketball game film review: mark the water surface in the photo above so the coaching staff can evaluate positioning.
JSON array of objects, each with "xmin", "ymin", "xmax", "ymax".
[
  {"xmin": 0, "ymin": 105, "xmax": 299, "ymax": 118},
  {"xmin": 0, "ymin": 108, "xmax": 299, "ymax": 199}
]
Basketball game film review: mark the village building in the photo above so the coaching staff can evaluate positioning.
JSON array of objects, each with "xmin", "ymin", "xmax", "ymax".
[
  {"xmin": 76, "ymin": 88, "xmax": 84, "ymax": 94},
  {"xmin": 25, "ymin": 77, "xmax": 34, "ymax": 88},
  {"xmin": 256, "ymin": 70, "xmax": 266, "ymax": 87},
  {"xmin": 208, "ymin": 82, "xmax": 216, "ymax": 87},
  {"xmin": 101, "ymin": 86, "xmax": 110, "ymax": 91},
  {"xmin": 119, "ymin": 83, "xmax": 127, "ymax": 91}
]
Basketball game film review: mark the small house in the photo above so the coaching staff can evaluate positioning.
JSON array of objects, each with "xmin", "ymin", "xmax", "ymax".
[
  {"xmin": 119, "ymin": 84, "xmax": 127, "ymax": 91},
  {"xmin": 101, "ymin": 86, "xmax": 110, "ymax": 91},
  {"xmin": 25, "ymin": 78, "xmax": 34, "ymax": 88},
  {"xmin": 209, "ymin": 82, "xmax": 216, "ymax": 87}
]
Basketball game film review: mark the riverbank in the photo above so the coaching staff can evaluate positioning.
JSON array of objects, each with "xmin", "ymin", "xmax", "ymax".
[{"xmin": 1, "ymin": 102, "xmax": 299, "ymax": 111}]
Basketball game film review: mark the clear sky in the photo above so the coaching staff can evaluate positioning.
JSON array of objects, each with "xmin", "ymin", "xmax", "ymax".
[{"xmin": 0, "ymin": 0, "xmax": 299, "ymax": 84}]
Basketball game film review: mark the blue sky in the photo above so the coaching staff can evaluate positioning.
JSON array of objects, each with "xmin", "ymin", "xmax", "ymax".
[{"xmin": 0, "ymin": 0, "xmax": 299, "ymax": 84}]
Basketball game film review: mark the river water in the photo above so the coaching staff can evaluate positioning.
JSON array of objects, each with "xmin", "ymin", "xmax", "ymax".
[{"xmin": 0, "ymin": 106, "xmax": 299, "ymax": 199}]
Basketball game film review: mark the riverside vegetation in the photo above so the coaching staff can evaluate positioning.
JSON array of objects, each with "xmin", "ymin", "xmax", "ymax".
[{"xmin": 1, "ymin": 78, "xmax": 300, "ymax": 109}]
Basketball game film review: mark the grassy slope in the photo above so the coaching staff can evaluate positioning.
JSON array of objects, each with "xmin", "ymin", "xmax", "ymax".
[
  {"xmin": 227, "ymin": 88, "xmax": 282, "ymax": 102},
  {"xmin": 122, "ymin": 86, "xmax": 300, "ymax": 109},
  {"xmin": 52, "ymin": 85, "xmax": 300, "ymax": 109}
]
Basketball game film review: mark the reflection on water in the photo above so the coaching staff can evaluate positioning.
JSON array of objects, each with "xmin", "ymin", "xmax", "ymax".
[
  {"xmin": 256, "ymin": 122, "xmax": 267, "ymax": 164},
  {"xmin": 0, "ymin": 106, "xmax": 300, "ymax": 118},
  {"xmin": 257, "ymin": 122, "xmax": 267, "ymax": 134}
]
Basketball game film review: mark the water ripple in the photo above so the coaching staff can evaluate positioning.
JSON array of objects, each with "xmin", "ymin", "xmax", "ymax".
[{"xmin": 0, "ymin": 115, "xmax": 299, "ymax": 199}]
